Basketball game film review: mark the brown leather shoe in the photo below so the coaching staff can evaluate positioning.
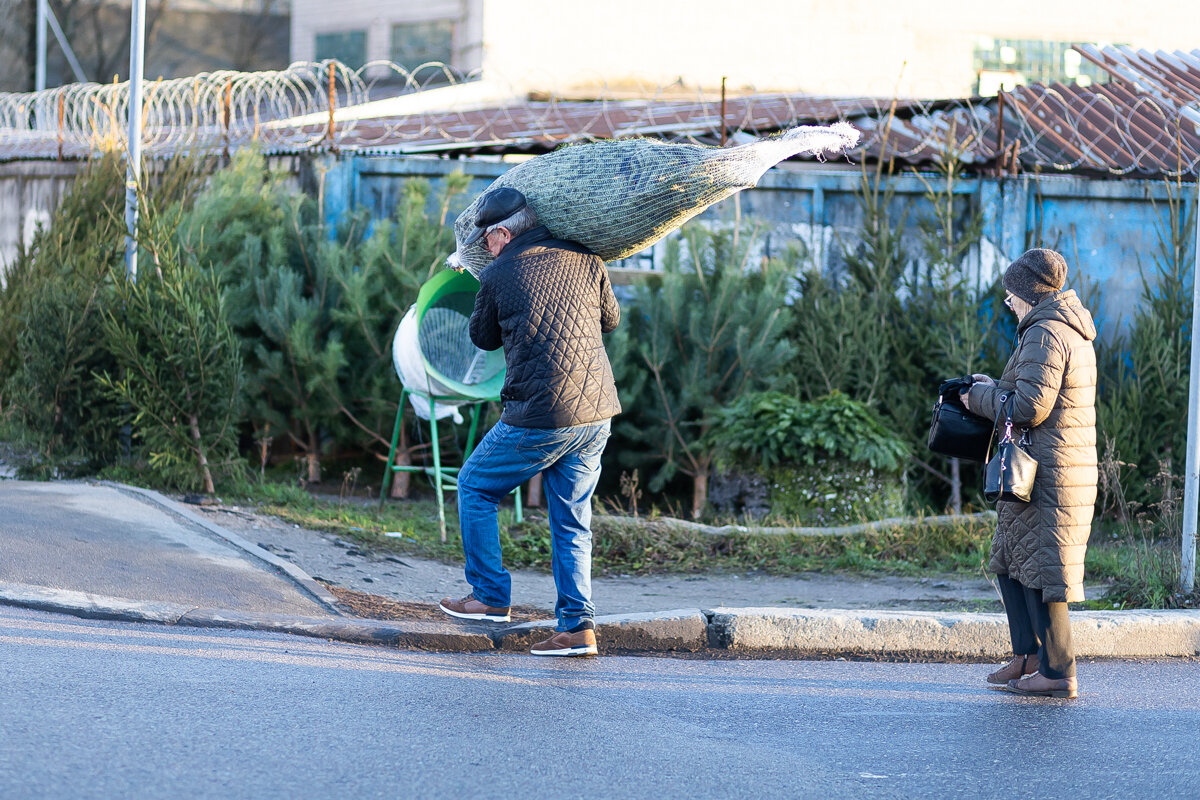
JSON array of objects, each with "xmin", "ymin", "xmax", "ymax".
[
  {"xmin": 1004, "ymin": 672, "xmax": 1078, "ymax": 699},
  {"xmin": 530, "ymin": 628, "xmax": 598, "ymax": 657},
  {"xmin": 438, "ymin": 593, "xmax": 511, "ymax": 623},
  {"xmin": 987, "ymin": 654, "xmax": 1038, "ymax": 685}
]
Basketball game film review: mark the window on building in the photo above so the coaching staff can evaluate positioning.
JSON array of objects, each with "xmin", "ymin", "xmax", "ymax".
[
  {"xmin": 391, "ymin": 19, "xmax": 455, "ymax": 69},
  {"xmin": 315, "ymin": 30, "xmax": 367, "ymax": 69},
  {"xmin": 973, "ymin": 38, "xmax": 1113, "ymax": 96}
]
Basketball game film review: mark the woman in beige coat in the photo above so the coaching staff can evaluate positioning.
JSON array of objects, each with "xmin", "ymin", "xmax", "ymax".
[{"xmin": 961, "ymin": 249, "xmax": 1098, "ymax": 699}]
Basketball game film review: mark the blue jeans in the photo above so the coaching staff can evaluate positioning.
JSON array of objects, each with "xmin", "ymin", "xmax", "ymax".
[{"xmin": 456, "ymin": 419, "xmax": 611, "ymax": 631}]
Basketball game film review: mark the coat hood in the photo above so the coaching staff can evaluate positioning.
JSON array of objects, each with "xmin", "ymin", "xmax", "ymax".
[{"xmin": 1018, "ymin": 289, "xmax": 1097, "ymax": 341}]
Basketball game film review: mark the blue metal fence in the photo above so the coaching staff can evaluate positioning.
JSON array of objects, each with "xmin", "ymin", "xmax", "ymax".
[{"xmin": 319, "ymin": 153, "xmax": 1196, "ymax": 340}]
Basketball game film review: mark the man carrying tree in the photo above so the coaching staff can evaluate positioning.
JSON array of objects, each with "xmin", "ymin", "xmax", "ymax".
[{"xmin": 438, "ymin": 187, "xmax": 621, "ymax": 657}]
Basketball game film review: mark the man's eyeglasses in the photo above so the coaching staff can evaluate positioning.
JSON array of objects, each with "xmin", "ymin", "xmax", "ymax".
[{"xmin": 1004, "ymin": 295, "xmax": 1014, "ymax": 309}]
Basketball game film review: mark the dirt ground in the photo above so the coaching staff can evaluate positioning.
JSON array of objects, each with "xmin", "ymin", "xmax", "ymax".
[{"xmin": 197, "ymin": 503, "xmax": 1011, "ymax": 618}]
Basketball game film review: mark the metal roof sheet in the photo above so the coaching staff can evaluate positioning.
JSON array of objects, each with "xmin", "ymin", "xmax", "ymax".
[{"xmin": 2, "ymin": 46, "xmax": 1198, "ymax": 177}]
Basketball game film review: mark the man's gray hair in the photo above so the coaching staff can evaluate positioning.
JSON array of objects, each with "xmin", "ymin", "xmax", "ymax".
[{"xmin": 487, "ymin": 204, "xmax": 538, "ymax": 239}]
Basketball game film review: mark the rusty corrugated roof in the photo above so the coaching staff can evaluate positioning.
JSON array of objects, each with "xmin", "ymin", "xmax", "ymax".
[
  {"xmin": 3, "ymin": 46, "xmax": 1197, "ymax": 176},
  {"xmin": 332, "ymin": 94, "xmax": 905, "ymax": 155}
]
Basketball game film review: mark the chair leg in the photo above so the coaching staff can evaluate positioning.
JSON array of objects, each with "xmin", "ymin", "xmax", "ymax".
[
  {"xmin": 428, "ymin": 394, "xmax": 447, "ymax": 543},
  {"xmin": 463, "ymin": 402, "xmax": 483, "ymax": 460},
  {"xmin": 378, "ymin": 389, "xmax": 408, "ymax": 511}
]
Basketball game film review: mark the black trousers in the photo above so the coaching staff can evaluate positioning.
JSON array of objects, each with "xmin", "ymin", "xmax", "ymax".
[{"xmin": 997, "ymin": 574, "xmax": 1076, "ymax": 679}]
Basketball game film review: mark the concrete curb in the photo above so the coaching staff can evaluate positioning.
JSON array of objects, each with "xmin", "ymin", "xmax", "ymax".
[
  {"xmin": 98, "ymin": 481, "xmax": 343, "ymax": 615},
  {"xmin": 4, "ymin": 579, "xmax": 1199, "ymax": 659},
  {"xmin": 495, "ymin": 609, "xmax": 710, "ymax": 653},
  {"xmin": 0, "ymin": 581, "xmax": 493, "ymax": 652},
  {"xmin": 706, "ymin": 607, "xmax": 1200, "ymax": 658}
]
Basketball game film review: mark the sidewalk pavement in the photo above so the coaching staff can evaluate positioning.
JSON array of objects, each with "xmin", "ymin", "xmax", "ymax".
[{"xmin": 1, "ymin": 478, "xmax": 1198, "ymax": 660}]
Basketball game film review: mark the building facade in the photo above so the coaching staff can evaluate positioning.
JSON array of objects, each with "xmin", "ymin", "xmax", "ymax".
[{"xmin": 289, "ymin": 0, "xmax": 1200, "ymax": 98}]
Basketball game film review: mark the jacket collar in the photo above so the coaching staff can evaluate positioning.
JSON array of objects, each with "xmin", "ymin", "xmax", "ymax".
[
  {"xmin": 1017, "ymin": 289, "xmax": 1098, "ymax": 341},
  {"xmin": 501, "ymin": 225, "xmax": 552, "ymax": 257}
]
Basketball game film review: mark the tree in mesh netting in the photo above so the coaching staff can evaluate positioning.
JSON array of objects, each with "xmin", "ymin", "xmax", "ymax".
[{"xmin": 448, "ymin": 123, "xmax": 859, "ymax": 275}]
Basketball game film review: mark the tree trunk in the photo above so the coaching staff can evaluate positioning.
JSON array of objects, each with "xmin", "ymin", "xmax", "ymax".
[
  {"xmin": 389, "ymin": 447, "xmax": 411, "ymax": 499},
  {"xmin": 305, "ymin": 443, "xmax": 321, "ymax": 484},
  {"xmin": 258, "ymin": 423, "xmax": 271, "ymax": 479},
  {"xmin": 692, "ymin": 471, "xmax": 708, "ymax": 520},
  {"xmin": 527, "ymin": 472, "xmax": 543, "ymax": 507},
  {"xmin": 189, "ymin": 412, "xmax": 216, "ymax": 495},
  {"xmin": 949, "ymin": 457, "xmax": 962, "ymax": 515}
]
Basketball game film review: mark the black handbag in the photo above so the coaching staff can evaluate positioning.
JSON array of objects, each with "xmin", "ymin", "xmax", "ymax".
[
  {"xmin": 927, "ymin": 377, "xmax": 993, "ymax": 462},
  {"xmin": 983, "ymin": 396, "xmax": 1038, "ymax": 503}
]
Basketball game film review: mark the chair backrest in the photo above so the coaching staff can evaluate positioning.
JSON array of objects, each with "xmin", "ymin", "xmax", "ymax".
[{"xmin": 412, "ymin": 270, "xmax": 505, "ymax": 401}]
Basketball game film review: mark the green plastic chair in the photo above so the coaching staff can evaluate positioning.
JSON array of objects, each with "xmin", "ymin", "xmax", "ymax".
[{"xmin": 380, "ymin": 270, "xmax": 521, "ymax": 539}]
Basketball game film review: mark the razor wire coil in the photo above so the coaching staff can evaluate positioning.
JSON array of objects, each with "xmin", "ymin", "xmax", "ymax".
[{"xmin": 1, "ymin": 59, "xmax": 1199, "ymax": 177}]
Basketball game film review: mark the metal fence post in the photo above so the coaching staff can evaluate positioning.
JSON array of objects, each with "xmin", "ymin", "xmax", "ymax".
[
  {"xmin": 326, "ymin": 62, "xmax": 339, "ymax": 153},
  {"xmin": 1181, "ymin": 176, "xmax": 1200, "ymax": 593},
  {"xmin": 56, "ymin": 93, "xmax": 64, "ymax": 160},
  {"xmin": 123, "ymin": 0, "xmax": 146, "ymax": 282}
]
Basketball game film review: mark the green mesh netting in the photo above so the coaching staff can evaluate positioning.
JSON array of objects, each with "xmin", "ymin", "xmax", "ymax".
[{"xmin": 448, "ymin": 122, "xmax": 859, "ymax": 276}]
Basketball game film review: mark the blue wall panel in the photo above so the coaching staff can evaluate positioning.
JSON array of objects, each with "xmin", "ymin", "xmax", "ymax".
[{"xmin": 322, "ymin": 154, "xmax": 1196, "ymax": 341}]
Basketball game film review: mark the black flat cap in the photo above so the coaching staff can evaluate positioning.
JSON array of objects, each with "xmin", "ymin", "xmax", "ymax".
[{"xmin": 463, "ymin": 187, "xmax": 528, "ymax": 245}]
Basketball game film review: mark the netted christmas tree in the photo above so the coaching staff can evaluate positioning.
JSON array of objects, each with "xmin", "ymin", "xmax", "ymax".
[{"xmin": 448, "ymin": 123, "xmax": 859, "ymax": 275}]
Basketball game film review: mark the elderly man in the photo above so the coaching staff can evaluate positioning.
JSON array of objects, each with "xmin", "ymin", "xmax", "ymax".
[{"xmin": 439, "ymin": 187, "xmax": 621, "ymax": 657}]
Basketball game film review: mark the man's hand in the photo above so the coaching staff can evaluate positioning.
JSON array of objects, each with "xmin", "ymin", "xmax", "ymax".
[
  {"xmin": 959, "ymin": 389, "xmax": 972, "ymax": 411},
  {"xmin": 971, "ymin": 374, "xmax": 995, "ymax": 386}
]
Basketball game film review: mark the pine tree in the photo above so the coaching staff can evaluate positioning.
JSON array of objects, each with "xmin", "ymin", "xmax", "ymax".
[
  {"xmin": 1096, "ymin": 173, "xmax": 1194, "ymax": 507},
  {"xmin": 611, "ymin": 221, "xmax": 796, "ymax": 518},
  {"xmin": 1, "ymin": 154, "xmax": 206, "ymax": 473},
  {"xmin": 182, "ymin": 151, "xmax": 340, "ymax": 483},
  {"xmin": 98, "ymin": 206, "xmax": 244, "ymax": 494},
  {"xmin": 0, "ymin": 157, "xmax": 124, "ymax": 472},
  {"xmin": 892, "ymin": 130, "xmax": 997, "ymax": 512},
  {"xmin": 322, "ymin": 173, "xmax": 470, "ymax": 497}
]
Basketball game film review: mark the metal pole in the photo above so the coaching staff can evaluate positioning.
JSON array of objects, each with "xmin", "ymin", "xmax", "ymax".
[
  {"xmin": 46, "ymin": 4, "xmax": 88, "ymax": 84},
  {"xmin": 123, "ymin": 0, "xmax": 146, "ymax": 282},
  {"xmin": 1181, "ymin": 175, "xmax": 1200, "ymax": 593},
  {"xmin": 35, "ymin": 0, "xmax": 47, "ymax": 92},
  {"xmin": 719, "ymin": 76, "xmax": 727, "ymax": 147}
]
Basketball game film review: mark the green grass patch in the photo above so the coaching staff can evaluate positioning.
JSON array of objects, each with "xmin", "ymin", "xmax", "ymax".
[
  {"xmin": 588, "ymin": 515, "xmax": 993, "ymax": 576},
  {"xmin": 230, "ymin": 481, "xmax": 996, "ymax": 579},
  {"xmin": 1084, "ymin": 530, "xmax": 1200, "ymax": 610}
]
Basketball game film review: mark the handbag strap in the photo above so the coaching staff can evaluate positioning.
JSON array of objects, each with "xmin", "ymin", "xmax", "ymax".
[{"xmin": 983, "ymin": 393, "xmax": 1013, "ymax": 463}]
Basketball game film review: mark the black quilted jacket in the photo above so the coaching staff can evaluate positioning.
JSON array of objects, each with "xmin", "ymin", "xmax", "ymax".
[{"xmin": 469, "ymin": 226, "xmax": 622, "ymax": 428}]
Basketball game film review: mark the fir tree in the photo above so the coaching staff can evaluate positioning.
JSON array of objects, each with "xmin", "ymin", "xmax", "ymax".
[
  {"xmin": 1, "ymin": 154, "xmax": 206, "ymax": 474},
  {"xmin": 182, "ymin": 151, "xmax": 340, "ymax": 483},
  {"xmin": 611, "ymin": 221, "xmax": 796, "ymax": 518},
  {"xmin": 98, "ymin": 206, "xmax": 244, "ymax": 494},
  {"xmin": 323, "ymin": 173, "xmax": 470, "ymax": 497}
]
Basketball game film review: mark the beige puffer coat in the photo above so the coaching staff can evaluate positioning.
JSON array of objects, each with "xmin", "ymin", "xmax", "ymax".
[{"xmin": 966, "ymin": 289, "xmax": 1098, "ymax": 602}]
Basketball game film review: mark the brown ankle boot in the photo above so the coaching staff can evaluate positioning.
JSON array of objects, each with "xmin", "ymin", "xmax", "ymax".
[
  {"xmin": 987, "ymin": 654, "xmax": 1037, "ymax": 685},
  {"xmin": 1004, "ymin": 672, "xmax": 1078, "ymax": 699}
]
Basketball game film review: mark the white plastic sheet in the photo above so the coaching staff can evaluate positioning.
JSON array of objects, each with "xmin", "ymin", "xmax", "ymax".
[{"xmin": 391, "ymin": 306, "xmax": 464, "ymax": 424}]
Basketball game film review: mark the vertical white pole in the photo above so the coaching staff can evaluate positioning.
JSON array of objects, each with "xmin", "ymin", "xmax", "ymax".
[
  {"xmin": 123, "ymin": 0, "xmax": 146, "ymax": 282},
  {"xmin": 1182, "ymin": 175, "xmax": 1200, "ymax": 593},
  {"xmin": 35, "ymin": 0, "xmax": 47, "ymax": 92}
]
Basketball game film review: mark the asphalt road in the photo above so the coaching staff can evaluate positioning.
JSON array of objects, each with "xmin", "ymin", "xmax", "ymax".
[
  {"xmin": 0, "ymin": 481, "xmax": 325, "ymax": 615},
  {"xmin": 2, "ymin": 606, "xmax": 1198, "ymax": 799}
]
